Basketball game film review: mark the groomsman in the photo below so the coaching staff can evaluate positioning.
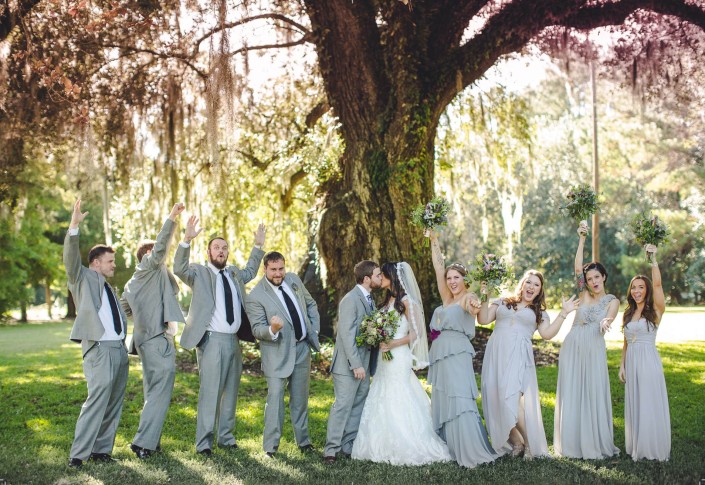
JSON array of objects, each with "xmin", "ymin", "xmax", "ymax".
[
  {"xmin": 174, "ymin": 215, "xmax": 265, "ymax": 455},
  {"xmin": 246, "ymin": 251, "xmax": 320, "ymax": 457},
  {"xmin": 120, "ymin": 203, "xmax": 186, "ymax": 459},
  {"xmin": 323, "ymin": 260, "xmax": 381, "ymax": 464},
  {"xmin": 64, "ymin": 198, "xmax": 128, "ymax": 468}
]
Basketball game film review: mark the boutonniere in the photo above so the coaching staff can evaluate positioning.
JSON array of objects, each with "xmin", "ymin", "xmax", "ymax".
[{"xmin": 291, "ymin": 283, "xmax": 299, "ymax": 292}]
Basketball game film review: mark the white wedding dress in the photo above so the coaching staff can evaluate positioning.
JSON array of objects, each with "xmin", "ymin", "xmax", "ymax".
[{"xmin": 351, "ymin": 300, "xmax": 452, "ymax": 465}]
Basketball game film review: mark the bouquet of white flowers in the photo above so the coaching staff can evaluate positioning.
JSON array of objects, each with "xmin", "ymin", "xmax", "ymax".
[{"xmin": 356, "ymin": 309, "xmax": 401, "ymax": 361}]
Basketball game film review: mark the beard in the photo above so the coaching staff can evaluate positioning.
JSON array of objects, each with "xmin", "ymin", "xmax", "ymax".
[{"xmin": 210, "ymin": 257, "xmax": 227, "ymax": 269}]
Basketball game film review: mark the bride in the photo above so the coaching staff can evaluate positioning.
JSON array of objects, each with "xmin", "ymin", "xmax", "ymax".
[{"xmin": 351, "ymin": 262, "xmax": 451, "ymax": 465}]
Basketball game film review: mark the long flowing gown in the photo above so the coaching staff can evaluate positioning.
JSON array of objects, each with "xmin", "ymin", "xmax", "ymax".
[
  {"xmin": 624, "ymin": 318, "xmax": 671, "ymax": 461},
  {"xmin": 481, "ymin": 301, "xmax": 550, "ymax": 457},
  {"xmin": 427, "ymin": 304, "xmax": 497, "ymax": 468},
  {"xmin": 351, "ymin": 306, "xmax": 451, "ymax": 465},
  {"xmin": 554, "ymin": 294, "xmax": 620, "ymax": 459}
]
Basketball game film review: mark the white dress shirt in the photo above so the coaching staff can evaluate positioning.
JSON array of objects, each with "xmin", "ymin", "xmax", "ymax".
[
  {"xmin": 267, "ymin": 279, "xmax": 307, "ymax": 342},
  {"xmin": 207, "ymin": 263, "xmax": 241, "ymax": 334}
]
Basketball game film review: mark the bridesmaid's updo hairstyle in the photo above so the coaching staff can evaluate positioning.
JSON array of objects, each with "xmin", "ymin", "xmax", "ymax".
[
  {"xmin": 504, "ymin": 270, "xmax": 547, "ymax": 325},
  {"xmin": 622, "ymin": 275, "xmax": 659, "ymax": 331},
  {"xmin": 445, "ymin": 262, "xmax": 470, "ymax": 289},
  {"xmin": 582, "ymin": 261, "xmax": 608, "ymax": 284},
  {"xmin": 381, "ymin": 262, "xmax": 407, "ymax": 315}
]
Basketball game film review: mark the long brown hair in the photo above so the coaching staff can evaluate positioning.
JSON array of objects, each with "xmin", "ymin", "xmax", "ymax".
[
  {"xmin": 504, "ymin": 270, "xmax": 546, "ymax": 325},
  {"xmin": 380, "ymin": 262, "xmax": 406, "ymax": 315},
  {"xmin": 622, "ymin": 275, "xmax": 659, "ymax": 331}
]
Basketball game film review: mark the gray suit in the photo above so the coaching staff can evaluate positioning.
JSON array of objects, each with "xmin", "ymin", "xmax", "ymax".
[
  {"xmin": 120, "ymin": 218, "xmax": 184, "ymax": 451},
  {"xmin": 324, "ymin": 286, "xmax": 376, "ymax": 457},
  {"xmin": 64, "ymin": 229, "xmax": 129, "ymax": 461},
  {"xmin": 174, "ymin": 243, "xmax": 263, "ymax": 451},
  {"xmin": 246, "ymin": 273, "xmax": 320, "ymax": 452}
]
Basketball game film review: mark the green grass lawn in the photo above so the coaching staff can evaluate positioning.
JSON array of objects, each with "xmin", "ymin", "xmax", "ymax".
[{"xmin": 0, "ymin": 321, "xmax": 703, "ymax": 484}]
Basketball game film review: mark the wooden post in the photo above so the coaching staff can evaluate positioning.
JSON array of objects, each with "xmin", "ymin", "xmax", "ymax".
[{"xmin": 591, "ymin": 59, "xmax": 600, "ymax": 262}]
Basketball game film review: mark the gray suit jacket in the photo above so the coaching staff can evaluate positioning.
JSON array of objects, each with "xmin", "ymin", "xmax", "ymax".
[
  {"xmin": 120, "ymin": 218, "xmax": 184, "ymax": 353},
  {"xmin": 64, "ymin": 230, "xmax": 127, "ymax": 357},
  {"xmin": 246, "ymin": 273, "xmax": 320, "ymax": 378},
  {"xmin": 174, "ymin": 243, "xmax": 264, "ymax": 350},
  {"xmin": 330, "ymin": 286, "xmax": 374, "ymax": 375}
]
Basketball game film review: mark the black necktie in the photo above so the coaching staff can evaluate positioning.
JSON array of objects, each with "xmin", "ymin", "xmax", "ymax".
[
  {"xmin": 220, "ymin": 270, "xmax": 235, "ymax": 325},
  {"xmin": 104, "ymin": 282, "xmax": 122, "ymax": 335},
  {"xmin": 279, "ymin": 286, "xmax": 303, "ymax": 341}
]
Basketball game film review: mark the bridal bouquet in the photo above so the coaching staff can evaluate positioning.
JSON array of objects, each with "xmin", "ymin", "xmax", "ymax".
[
  {"xmin": 410, "ymin": 196, "xmax": 451, "ymax": 231},
  {"xmin": 630, "ymin": 212, "xmax": 670, "ymax": 263},
  {"xmin": 465, "ymin": 252, "xmax": 513, "ymax": 302},
  {"xmin": 561, "ymin": 184, "xmax": 600, "ymax": 230},
  {"xmin": 356, "ymin": 308, "xmax": 401, "ymax": 361}
]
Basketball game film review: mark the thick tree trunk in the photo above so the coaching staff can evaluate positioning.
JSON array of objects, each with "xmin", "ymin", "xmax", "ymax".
[{"xmin": 317, "ymin": 118, "xmax": 440, "ymax": 321}]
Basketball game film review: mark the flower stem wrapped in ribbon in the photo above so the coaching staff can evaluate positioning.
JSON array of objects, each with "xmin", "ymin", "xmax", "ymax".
[
  {"xmin": 630, "ymin": 213, "xmax": 670, "ymax": 263},
  {"xmin": 411, "ymin": 197, "xmax": 451, "ymax": 244},
  {"xmin": 561, "ymin": 184, "xmax": 601, "ymax": 231},
  {"xmin": 356, "ymin": 308, "xmax": 401, "ymax": 361},
  {"xmin": 465, "ymin": 252, "xmax": 514, "ymax": 302}
]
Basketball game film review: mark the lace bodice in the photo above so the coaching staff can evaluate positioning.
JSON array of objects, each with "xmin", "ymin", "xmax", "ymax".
[{"xmin": 573, "ymin": 294, "xmax": 617, "ymax": 327}]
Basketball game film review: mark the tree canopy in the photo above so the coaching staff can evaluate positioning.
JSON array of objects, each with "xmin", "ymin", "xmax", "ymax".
[{"xmin": 2, "ymin": 0, "xmax": 705, "ymax": 323}]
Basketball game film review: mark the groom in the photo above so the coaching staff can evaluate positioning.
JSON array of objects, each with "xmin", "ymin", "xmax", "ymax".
[{"xmin": 323, "ymin": 260, "xmax": 382, "ymax": 464}]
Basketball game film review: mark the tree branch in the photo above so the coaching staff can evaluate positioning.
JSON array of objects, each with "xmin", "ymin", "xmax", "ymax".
[
  {"xmin": 93, "ymin": 42, "xmax": 208, "ymax": 79},
  {"xmin": 191, "ymin": 13, "xmax": 312, "ymax": 56},
  {"xmin": 281, "ymin": 169, "xmax": 307, "ymax": 210},
  {"xmin": 428, "ymin": 0, "xmax": 490, "ymax": 57},
  {"xmin": 223, "ymin": 36, "xmax": 311, "ymax": 59},
  {"xmin": 560, "ymin": 0, "xmax": 705, "ymax": 31},
  {"xmin": 432, "ymin": 0, "xmax": 584, "ymax": 121}
]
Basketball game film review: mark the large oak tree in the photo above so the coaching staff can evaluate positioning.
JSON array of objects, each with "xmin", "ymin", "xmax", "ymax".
[{"xmin": 3, "ymin": 0, "xmax": 705, "ymax": 318}]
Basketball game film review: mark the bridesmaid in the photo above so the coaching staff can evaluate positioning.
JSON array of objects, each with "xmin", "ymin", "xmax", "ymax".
[
  {"xmin": 553, "ymin": 222, "xmax": 620, "ymax": 459},
  {"xmin": 619, "ymin": 244, "xmax": 670, "ymax": 461},
  {"xmin": 426, "ymin": 231, "xmax": 497, "ymax": 468},
  {"xmin": 478, "ymin": 271, "xmax": 579, "ymax": 459}
]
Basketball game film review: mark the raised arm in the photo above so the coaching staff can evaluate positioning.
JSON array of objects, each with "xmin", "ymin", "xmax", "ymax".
[
  {"xmin": 63, "ymin": 198, "xmax": 89, "ymax": 284},
  {"xmin": 141, "ymin": 203, "xmax": 184, "ymax": 271},
  {"xmin": 537, "ymin": 295, "xmax": 579, "ymax": 340},
  {"xmin": 232, "ymin": 223, "xmax": 266, "ymax": 284},
  {"xmin": 646, "ymin": 244, "xmax": 666, "ymax": 321},
  {"xmin": 173, "ymin": 215, "xmax": 201, "ymax": 287},
  {"xmin": 429, "ymin": 230, "xmax": 451, "ymax": 304},
  {"xmin": 575, "ymin": 223, "xmax": 588, "ymax": 294}
]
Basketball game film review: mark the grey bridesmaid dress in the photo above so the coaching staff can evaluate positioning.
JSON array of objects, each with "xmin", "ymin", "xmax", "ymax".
[
  {"xmin": 428, "ymin": 304, "xmax": 497, "ymax": 468},
  {"xmin": 623, "ymin": 318, "xmax": 670, "ymax": 461},
  {"xmin": 553, "ymin": 294, "xmax": 620, "ymax": 458}
]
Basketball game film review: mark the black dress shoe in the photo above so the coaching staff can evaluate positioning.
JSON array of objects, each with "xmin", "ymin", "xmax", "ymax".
[
  {"xmin": 340, "ymin": 451, "xmax": 352, "ymax": 459},
  {"xmin": 299, "ymin": 444, "xmax": 315, "ymax": 453},
  {"xmin": 131, "ymin": 444, "xmax": 154, "ymax": 460},
  {"xmin": 89, "ymin": 453, "xmax": 115, "ymax": 462},
  {"xmin": 197, "ymin": 448, "xmax": 212, "ymax": 457},
  {"xmin": 68, "ymin": 458, "xmax": 83, "ymax": 468},
  {"xmin": 264, "ymin": 451, "xmax": 276, "ymax": 458},
  {"xmin": 323, "ymin": 455, "xmax": 336, "ymax": 465},
  {"xmin": 221, "ymin": 443, "xmax": 238, "ymax": 450}
]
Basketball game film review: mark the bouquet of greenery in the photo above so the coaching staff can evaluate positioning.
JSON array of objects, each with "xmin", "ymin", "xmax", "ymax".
[
  {"xmin": 465, "ymin": 252, "xmax": 514, "ymax": 302},
  {"xmin": 411, "ymin": 196, "xmax": 451, "ymax": 232},
  {"xmin": 561, "ymin": 184, "xmax": 600, "ymax": 230},
  {"xmin": 630, "ymin": 213, "xmax": 670, "ymax": 262},
  {"xmin": 356, "ymin": 308, "xmax": 401, "ymax": 361}
]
